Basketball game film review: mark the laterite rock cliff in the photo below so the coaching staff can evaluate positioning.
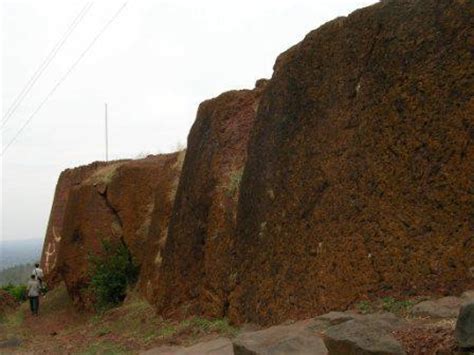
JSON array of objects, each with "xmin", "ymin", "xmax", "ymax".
[
  {"xmin": 56, "ymin": 154, "xmax": 182, "ymax": 308},
  {"xmin": 40, "ymin": 0, "xmax": 473, "ymax": 328},
  {"xmin": 136, "ymin": 151, "xmax": 185, "ymax": 304},
  {"xmin": 156, "ymin": 81, "xmax": 268, "ymax": 318},
  {"xmin": 230, "ymin": 0, "xmax": 474, "ymax": 325},
  {"xmin": 40, "ymin": 162, "xmax": 113, "ymax": 287}
]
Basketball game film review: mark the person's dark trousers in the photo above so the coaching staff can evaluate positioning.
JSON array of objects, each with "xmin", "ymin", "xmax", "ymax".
[{"xmin": 29, "ymin": 296, "xmax": 39, "ymax": 315}]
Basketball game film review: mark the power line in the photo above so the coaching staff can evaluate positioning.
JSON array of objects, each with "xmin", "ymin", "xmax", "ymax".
[
  {"xmin": 2, "ymin": 2, "xmax": 93, "ymax": 128},
  {"xmin": 1, "ymin": 2, "xmax": 128, "ymax": 157}
]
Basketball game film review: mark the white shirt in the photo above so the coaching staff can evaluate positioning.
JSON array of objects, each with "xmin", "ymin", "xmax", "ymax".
[
  {"xmin": 27, "ymin": 279, "xmax": 41, "ymax": 297},
  {"xmin": 32, "ymin": 267, "xmax": 44, "ymax": 279}
]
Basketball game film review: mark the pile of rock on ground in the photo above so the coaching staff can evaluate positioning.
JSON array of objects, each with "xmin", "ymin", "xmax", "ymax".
[{"xmin": 143, "ymin": 291, "xmax": 474, "ymax": 355}]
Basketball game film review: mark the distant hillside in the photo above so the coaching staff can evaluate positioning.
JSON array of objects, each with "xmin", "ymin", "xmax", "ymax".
[
  {"xmin": 0, "ymin": 263, "xmax": 34, "ymax": 286},
  {"xmin": 0, "ymin": 239, "xmax": 42, "ymax": 270}
]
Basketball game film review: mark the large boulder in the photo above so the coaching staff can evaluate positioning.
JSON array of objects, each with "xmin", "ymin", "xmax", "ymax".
[
  {"xmin": 141, "ymin": 337, "xmax": 233, "ymax": 355},
  {"xmin": 231, "ymin": 0, "xmax": 474, "ymax": 325},
  {"xmin": 323, "ymin": 313, "xmax": 407, "ymax": 355},
  {"xmin": 461, "ymin": 290, "xmax": 474, "ymax": 302},
  {"xmin": 157, "ymin": 81, "xmax": 267, "ymax": 318},
  {"xmin": 455, "ymin": 302, "xmax": 474, "ymax": 349},
  {"xmin": 40, "ymin": 161, "xmax": 114, "ymax": 287},
  {"xmin": 411, "ymin": 296, "xmax": 463, "ymax": 318},
  {"xmin": 313, "ymin": 311, "xmax": 363, "ymax": 327},
  {"xmin": 233, "ymin": 320, "xmax": 328, "ymax": 355},
  {"xmin": 57, "ymin": 154, "xmax": 182, "ymax": 308}
]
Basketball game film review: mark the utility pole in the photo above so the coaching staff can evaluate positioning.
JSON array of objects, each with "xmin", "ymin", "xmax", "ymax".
[{"xmin": 105, "ymin": 103, "xmax": 109, "ymax": 162}]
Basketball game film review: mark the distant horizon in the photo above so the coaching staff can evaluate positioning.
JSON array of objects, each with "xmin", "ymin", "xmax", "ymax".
[
  {"xmin": 0, "ymin": 237, "xmax": 42, "ymax": 271},
  {"xmin": 1, "ymin": 237, "xmax": 44, "ymax": 242}
]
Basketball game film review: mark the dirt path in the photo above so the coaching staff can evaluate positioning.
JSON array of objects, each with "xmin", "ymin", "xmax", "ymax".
[
  {"xmin": 1, "ymin": 287, "xmax": 469, "ymax": 354},
  {"xmin": 0, "ymin": 286, "xmax": 238, "ymax": 354},
  {"xmin": 1, "ymin": 287, "xmax": 91, "ymax": 354}
]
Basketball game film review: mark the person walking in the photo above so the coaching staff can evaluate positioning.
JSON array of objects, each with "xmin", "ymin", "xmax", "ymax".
[
  {"xmin": 27, "ymin": 275, "xmax": 41, "ymax": 316},
  {"xmin": 32, "ymin": 263, "xmax": 44, "ymax": 288}
]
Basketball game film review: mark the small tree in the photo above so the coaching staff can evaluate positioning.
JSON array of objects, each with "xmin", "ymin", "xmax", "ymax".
[{"xmin": 88, "ymin": 240, "xmax": 138, "ymax": 311}]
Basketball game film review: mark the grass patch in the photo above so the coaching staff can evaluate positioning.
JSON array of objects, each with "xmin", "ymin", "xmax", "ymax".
[
  {"xmin": 2, "ymin": 308, "xmax": 25, "ymax": 328},
  {"xmin": 146, "ymin": 316, "xmax": 239, "ymax": 345},
  {"xmin": 0, "ymin": 303, "xmax": 27, "ymax": 340},
  {"xmin": 79, "ymin": 340, "xmax": 131, "ymax": 355},
  {"xmin": 356, "ymin": 300, "xmax": 373, "ymax": 314},
  {"xmin": 158, "ymin": 324, "xmax": 177, "ymax": 337},
  {"xmin": 355, "ymin": 297, "xmax": 415, "ymax": 316},
  {"xmin": 88, "ymin": 296, "xmax": 162, "ymax": 344},
  {"xmin": 190, "ymin": 317, "xmax": 238, "ymax": 336},
  {"xmin": 40, "ymin": 284, "xmax": 72, "ymax": 314},
  {"xmin": 176, "ymin": 317, "xmax": 238, "ymax": 338},
  {"xmin": 93, "ymin": 325, "xmax": 111, "ymax": 337},
  {"xmin": 86, "ymin": 163, "xmax": 122, "ymax": 185},
  {"xmin": 382, "ymin": 297, "xmax": 414, "ymax": 314}
]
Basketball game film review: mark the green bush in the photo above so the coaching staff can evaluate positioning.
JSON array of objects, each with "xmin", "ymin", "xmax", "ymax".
[
  {"xmin": 1, "ymin": 283, "xmax": 27, "ymax": 302},
  {"xmin": 88, "ymin": 240, "xmax": 138, "ymax": 311}
]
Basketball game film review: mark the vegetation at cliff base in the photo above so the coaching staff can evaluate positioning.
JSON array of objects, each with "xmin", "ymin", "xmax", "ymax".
[
  {"xmin": 88, "ymin": 240, "xmax": 139, "ymax": 311},
  {"xmin": 355, "ymin": 296, "xmax": 416, "ymax": 316}
]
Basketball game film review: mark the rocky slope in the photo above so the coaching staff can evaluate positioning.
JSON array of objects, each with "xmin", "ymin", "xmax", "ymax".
[
  {"xmin": 230, "ymin": 0, "xmax": 474, "ymax": 325},
  {"xmin": 156, "ymin": 81, "xmax": 268, "ymax": 318}
]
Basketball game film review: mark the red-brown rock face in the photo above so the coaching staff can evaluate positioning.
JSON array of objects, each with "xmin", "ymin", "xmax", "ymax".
[
  {"xmin": 40, "ymin": 162, "xmax": 113, "ymax": 287},
  {"xmin": 56, "ymin": 154, "xmax": 182, "ymax": 309},
  {"xmin": 230, "ymin": 0, "xmax": 474, "ymax": 325},
  {"xmin": 156, "ymin": 82, "xmax": 267, "ymax": 318},
  {"xmin": 135, "ymin": 151, "xmax": 185, "ymax": 304}
]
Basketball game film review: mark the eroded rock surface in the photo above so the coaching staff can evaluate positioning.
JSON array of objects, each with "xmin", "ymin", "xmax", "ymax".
[
  {"xmin": 323, "ymin": 313, "xmax": 407, "ymax": 355},
  {"xmin": 141, "ymin": 337, "xmax": 233, "ymax": 355},
  {"xmin": 233, "ymin": 320, "xmax": 328, "ymax": 355},
  {"xmin": 231, "ymin": 0, "xmax": 474, "ymax": 325},
  {"xmin": 314, "ymin": 311, "xmax": 363, "ymax": 327},
  {"xmin": 157, "ymin": 82, "xmax": 267, "ymax": 318},
  {"xmin": 40, "ymin": 161, "xmax": 114, "ymax": 287},
  {"xmin": 412, "ymin": 296, "xmax": 464, "ymax": 319},
  {"xmin": 57, "ymin": 154, "xmax": 182, "ymax": 308},
  {"xmin": 136, "ymin": 151, "xmax": 185, "ymax": 304}
]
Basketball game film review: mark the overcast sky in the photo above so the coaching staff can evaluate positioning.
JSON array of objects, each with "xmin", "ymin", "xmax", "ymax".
[{"xmin": 1, "ymin": 0, "xmax": 375, "ymax": 242}]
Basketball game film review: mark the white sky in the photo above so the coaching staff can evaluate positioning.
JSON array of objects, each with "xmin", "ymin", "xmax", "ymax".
[{"xmin": 1, "ymin": 0, "xmax": 375, "ymax": 242}]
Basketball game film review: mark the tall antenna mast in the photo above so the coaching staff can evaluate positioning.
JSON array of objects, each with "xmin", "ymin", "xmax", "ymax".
[{"xmin": 105, "ymin": 103, "xmax": 109, "ymax": 162}]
